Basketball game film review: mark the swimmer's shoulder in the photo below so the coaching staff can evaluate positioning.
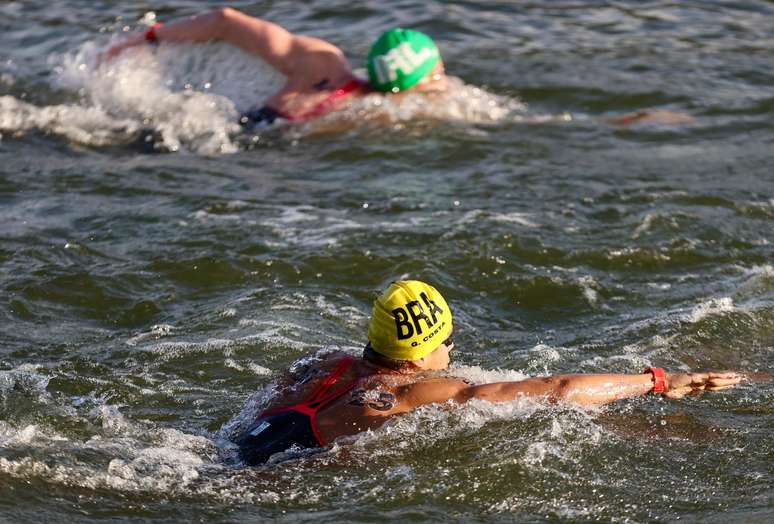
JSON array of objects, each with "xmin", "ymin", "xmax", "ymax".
[{"xmin": 382, "ymin": 374, "xmax": 472, "ymax": 410}]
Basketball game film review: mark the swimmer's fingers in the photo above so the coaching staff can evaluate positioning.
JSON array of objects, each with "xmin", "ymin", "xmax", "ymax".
[
  {"xmin": 665, "ymin": 384, "xmax": 706, "ymax": 398},
  {"xmin": 708, "ymin": 371, "xmax": 739, "ymax": 379},
  {"xmin": 705, "ymin": 373, "xmax": 742, "ymax": 391},
  {"xmin": 706, "ymin": 371, "xmax": 740, "ymax": 385},
  {"xmin": 702, "ymin": 382, "xmax": 736, "ymax": 393},
  {"xmin": 663, "ymin": 388, "xmax": 689, "ymax": 399},
  {"xmin": 663, "ymin": 373, "xmax": 691, "ymax": 398},
  {"xmin": 663, "ymin": 371, "xmax": 740, "ymax": 398}
]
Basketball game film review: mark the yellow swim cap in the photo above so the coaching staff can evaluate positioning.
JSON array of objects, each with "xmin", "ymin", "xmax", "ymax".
[{"xmin": 367, "ymin": 280, "xmax": 453, "ymax": 361}]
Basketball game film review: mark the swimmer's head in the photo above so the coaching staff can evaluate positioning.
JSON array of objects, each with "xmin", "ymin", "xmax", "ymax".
[
  {"xmin": 367, "ymin": 280, "xmax": 453, "ymax": 365},
  {"xmin": 367, "ymin": 28, "xmax": 442, "ymax": 93}
]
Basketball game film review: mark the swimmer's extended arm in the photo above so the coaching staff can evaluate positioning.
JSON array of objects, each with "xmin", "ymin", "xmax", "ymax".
[
  {"xmin": 456, "ymin": 371, "xmax": 741, "ymax": 407},
  {"xmin": 101, "ymin": 8, "xmax": 347, "ymax": 78},
  {"xmin": 151, "ymin": 8, "xmax": 296, "ymax": 75},
  {"xmin": 610, "ymin": 109, "xmax": 694, "ymax": 126}
]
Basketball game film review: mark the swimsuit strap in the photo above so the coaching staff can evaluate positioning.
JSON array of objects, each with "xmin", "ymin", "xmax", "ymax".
[
  {"xmin": 302, "ymin": 355, "xmax": 356, "ymax": 409},
  {"xmin": 276, "ymin": 79, "xmax": 366, "ymax": 122},
  {"xmin": 259, "ymin": 355, "xmax": 357, "ymax": 417}
]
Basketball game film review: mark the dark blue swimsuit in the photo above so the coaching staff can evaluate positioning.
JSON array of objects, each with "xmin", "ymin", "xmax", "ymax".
[
  {"xmin": 235, "ymin": 356, "xmax": 356, "ymax": 466},
  {"xmin": 239, "ymin": 106, "xmax": 282, "ymax": 130}
]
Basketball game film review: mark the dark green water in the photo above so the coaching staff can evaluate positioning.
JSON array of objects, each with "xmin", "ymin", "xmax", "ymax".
[{"xmin": 1, "ymin": 1, "xmax": 772, "ymax": 522}]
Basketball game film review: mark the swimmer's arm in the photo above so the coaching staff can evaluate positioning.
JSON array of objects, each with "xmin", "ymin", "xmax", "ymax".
[
  {"xmin": 103, "ymin": 8, "xmax": 343, "ymax": 78},
  {"xmin": 456, "ymin": 372, "xmax": 741, "ymax": 407},
  {"xmin": 609, "ymin": 109, "xmax": 694, "ymax": 126},
  {"xmin": 160, "ymin": 8, "xmax": 299, "ymax": 75}
]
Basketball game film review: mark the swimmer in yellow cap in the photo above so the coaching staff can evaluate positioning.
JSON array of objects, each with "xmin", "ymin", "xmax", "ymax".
[
  {"xmin": 234, "ymin": 279, "xmax": 741, "ymax": 465},
  {"xmin": 102, "ymin": 8, "xmax": 446, "ymax": 128}
]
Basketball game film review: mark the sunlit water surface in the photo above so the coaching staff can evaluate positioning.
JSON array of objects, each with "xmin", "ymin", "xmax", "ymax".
[{"xmin": 1, "ymin": 1, "xmax": 772, "ymax": 522}]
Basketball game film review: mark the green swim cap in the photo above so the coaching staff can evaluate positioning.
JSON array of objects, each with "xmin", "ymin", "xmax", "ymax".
[{"xmin": 367, "ymin": 28, "xmax": 440, "ymax": 93}]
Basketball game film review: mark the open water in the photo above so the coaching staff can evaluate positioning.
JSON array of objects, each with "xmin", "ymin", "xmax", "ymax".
[{"xmin": 1, "ymin": 1, "xmax": 772, "ymax": 522}]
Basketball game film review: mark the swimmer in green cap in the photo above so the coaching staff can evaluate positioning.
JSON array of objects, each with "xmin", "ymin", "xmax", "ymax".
[
  {"xmin": 103, "ymin": 7, "xmax": 691, "ymax": 130},
  {"xmin": 102, "ymin": 8, "xmax": 447, "ymax": 127}
]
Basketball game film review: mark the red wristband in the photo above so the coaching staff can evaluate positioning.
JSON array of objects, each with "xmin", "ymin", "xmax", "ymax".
[
  {"xmin": 144, "ymin": 22, "xmax": 163, "ymax": 44},
  {"xmin": 643, "ymin": 367, "xmax": 666, "ymax": 394}
]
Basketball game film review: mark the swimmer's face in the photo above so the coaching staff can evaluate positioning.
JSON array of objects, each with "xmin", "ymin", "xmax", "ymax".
[
  {"xmin": 419, "ymin": 333, "xmax": 454, "ymax": 370},
  {"xmin": 413, "ymin": 60, "xmax": 447, "ymax": 93}
]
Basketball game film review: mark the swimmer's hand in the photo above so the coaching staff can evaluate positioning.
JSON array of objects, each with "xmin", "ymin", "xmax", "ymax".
[
  {"xmin": 663, "ymin": 371, "xmax": 741, "ymax": 399},
  {"xmin": 611, "ymin": 109, "xmax": 695, "ymax": 126},
  {"xmin": 96, "ymin": 34, "xmax": 146, "ymax": 66}
]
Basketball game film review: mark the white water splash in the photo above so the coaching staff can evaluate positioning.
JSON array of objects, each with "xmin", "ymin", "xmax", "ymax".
[
  {"xmin": 490, "ymin": 211, "xmax": 541, "ymax": 228},
  {"xmin": 125, "ymin": 323, "xmax": 175, "ymax": 347},
  {"xmin": 735, "ymin": 264, "xmax": 774, "ymax": 299},
  {"xmin": 320, "ymin": 76, "xmax": 526, "ymax": 126},
  {"xmin": 0, "ymin": 409, "xmax": 217, "ymax": 495},
  {"xmin": 0, "ymin": 423, "xmax": 68, "ymax": 447},
  {"xmin": 686, "ymin": 297, "xmax": 735, "ymax": 323},
  {"xmin": 450, "ymin": 363, "xmax": 531, "ymax": 384},
  {"xmin": 0, "ymin": 364, "xmax": 50, "ymax": 395},
  {"xmin": 0, "ymin": 95, "xmax": 140, "ymax": 146},
  {"xmin": 578, "ymin": 275, "xmax": 602, "ymax": 307}
]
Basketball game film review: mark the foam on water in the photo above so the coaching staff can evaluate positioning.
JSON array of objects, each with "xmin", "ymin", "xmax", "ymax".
[
  {"xmin": 0, "ymin": 364, "xmax": 50, "ymax": 395},
  {"xmin": 260, "ymin": 205, "xmax": 368, "ymax": 248},
  {"xmin": 0, "ymin": 404, "xmax": 217, "ymax": 496},
  {"xmin": 735, "ymin": 264, "xmax": 774, "ymax": 299},
  {"xmin": 450, "ymin": 363, "xmax": 531, "ymax": 384},
  {"xmin": 0, "ymin": 95, "xmax": 141, "ymax": 146},
  {"xmin": 0, "ymin": 423, "xmax": 67, "ymax": 447},
  {"xmin": 686, "ymin": 297, "xmax": 736, "ymax": 323},
  {"xmin": 125, "ymin": 323, "xmax": 175, "ymax": 347},
  {"xmin": 142, "ymin": 322, "xmax": 319, "ymax": 362},
  {"xmin": 298, "ymin": 76, "xmax": 527, "ymax": 133},
  {"xmin": 490, "ymin": 211, "xmax": 541, "ymax": 228}
]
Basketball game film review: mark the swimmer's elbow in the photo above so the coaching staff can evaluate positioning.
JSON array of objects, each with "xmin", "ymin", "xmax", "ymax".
[
  {"xmin": 552, "ymin": 377, "xmax": 573, "ymax": 401},
  {"xmin": 453, "ymin": 386, "xmax": 477, "ymax": 404},
  {"xmin": 210, "ymin": 7, "xmax": 239, "ymax": 37},
  {"xmin": 461, "ymin": 382, "xmax": 522, "ymax": 403},
  {"xmin": 464, "ymin": 377, "xmax": 566, "ymax": 404},
  {"xmin": 214, "ymin": 6, "xmax": 240, "ymax": 22}
]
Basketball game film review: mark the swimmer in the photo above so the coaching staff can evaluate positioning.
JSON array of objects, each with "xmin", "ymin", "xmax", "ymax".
[
  {"xmin": 102, "ymin": 8, "xmax": 690, "ymax": 134},
  {"xmin": 102, "ymin": 8, "xmax": 446, "ymax": 129},
  {"xmin": 234, "ymin": 280, "xmax": 742, "ymax": 466}
]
